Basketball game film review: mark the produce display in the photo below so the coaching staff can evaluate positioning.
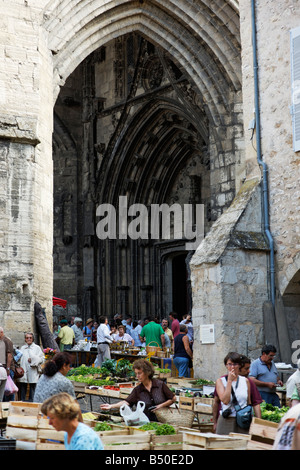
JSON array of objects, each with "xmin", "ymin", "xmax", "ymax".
[
  {"xmin": 67, "ymin": 359, "xmax": 135, "ymax": 386},
  {"xmin": 260, "ymin": 402, "xmax": 289, "ymax": 423},
  {"xmin": 139, "ymin": 423, "xmax": 176, "ymax": 435},
  {"xmin": 191, "ymin": 378, "xmax": 215, "ymax": 386},
  {"xmin": 94, "ymin": 422, "xmax": 113, "ymax": 431}
]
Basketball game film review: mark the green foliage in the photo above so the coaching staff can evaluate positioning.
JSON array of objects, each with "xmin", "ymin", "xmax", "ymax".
[
  {"xmin": 260, "ymin": 402, "xmax": 289, "ymax": 423},
  {"xmin": 94, "ymin": 422, "xmax": 112, "ymax": 431},
  {"xmin": 139, "ymin": 422, "xmax": 176, "ymax": 435},
  {"xmin": 67, "ymin": 359, "xmax": 134, "ymax": 382},
  {"xmin": 192, "ymin": 378, "xmax": 215, "ymax": 386}
]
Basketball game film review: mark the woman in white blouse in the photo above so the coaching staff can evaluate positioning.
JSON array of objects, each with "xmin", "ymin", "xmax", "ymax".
[
  {"xmin": 215, "ymin": 351, "xmax": 251, "ymax": 435},
  {"xmin": 18, "ymin": 332, "xmax": 44, "ymax": 401}
]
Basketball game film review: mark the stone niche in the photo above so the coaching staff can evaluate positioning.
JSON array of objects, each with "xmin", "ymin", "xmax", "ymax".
[{"xmin": 190, "ymin": 177, "xmax": 269, "ymax": 381}]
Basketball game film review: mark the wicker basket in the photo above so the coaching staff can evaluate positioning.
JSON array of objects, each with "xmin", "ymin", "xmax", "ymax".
[
  {"xmin": 146, "ymin": 341, "xmax": 161, "ymax": 356},
  {"xmin": 154, "ymin": 406, "xmax": 195, "ymax": 428}
]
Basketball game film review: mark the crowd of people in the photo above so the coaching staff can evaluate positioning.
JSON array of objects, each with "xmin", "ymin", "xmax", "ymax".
[
  {"xmin": 94, "ymin": 312, "xmax": 194, "ymax": 377},
  {"xmin": 52, "ymin": 312, "xmax": 194, "ymax": 378},
  {"xmin": 2, "ymin": 320, "xmax": 300, "ymax": 450}
]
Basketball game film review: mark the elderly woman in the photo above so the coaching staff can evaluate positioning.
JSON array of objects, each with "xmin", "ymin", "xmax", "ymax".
[
  {"xmin": 33, "ymin": 352, "xmax": 75, "ymax": 403},
  {"xmin": 41, "ymin": 392, "xmax": 103, "ymax": 450},
  {"xmin": 18, "ymin": 332, "xmax": 44, "ymax": 402},
  {"xmin": 100, "ymin": 358, "xmax": 175, "ymax": 421},
  {"xmin": 114, "ymin": 325, "xmax": 135, "ymax": 346}
]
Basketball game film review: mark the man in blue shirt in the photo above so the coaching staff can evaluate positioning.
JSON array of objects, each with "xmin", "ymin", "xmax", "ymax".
[{"xmin": 249, "ymin": 344, "xmax": 283, "ymax": 407}]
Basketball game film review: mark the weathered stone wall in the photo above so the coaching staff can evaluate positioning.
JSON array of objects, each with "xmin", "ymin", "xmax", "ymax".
[
  {"xmin": 240, "ymin": 1, "xmax": 300, "ymax": 298},
  {"xmin": 4, "ymin": 0, "xmax": 299, "ymax": 368},
  {"xmin": 191, "ymin": 178, "xmax": 269, "ymax": 380},
  {"xmin": 0, "ymin": 1, "xmax": 54, "ymax": 344}
]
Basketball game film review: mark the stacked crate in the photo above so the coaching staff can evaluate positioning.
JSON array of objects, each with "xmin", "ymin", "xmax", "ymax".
[
  {"xmin": 182, "ymin": 431, "xmax": 248, "ymax": 450},
  {"xmin": 5, "ymin": 402, "xmax": 41, "ymax": 449},
  {"xmin": 246, "ymin": 417, "xmax": 278, "ymax": 450}
]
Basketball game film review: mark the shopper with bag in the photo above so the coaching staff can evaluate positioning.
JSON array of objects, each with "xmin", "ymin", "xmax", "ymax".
[
  {"xmin": 3, "ymin": 347, "xmax": 23, "ymax": 401},
  {"xmin": 100, "ymin": 359, "xmax": 176, "ymax": 421},
  {"xmin": 215, "ymin": 352, "xmax": 251, "ymax": 435}
]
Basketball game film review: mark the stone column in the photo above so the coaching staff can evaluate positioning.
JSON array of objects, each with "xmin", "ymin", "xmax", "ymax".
[{"xmin": 0, "ymin": 2, "xmax": 54, "ymax": 345}]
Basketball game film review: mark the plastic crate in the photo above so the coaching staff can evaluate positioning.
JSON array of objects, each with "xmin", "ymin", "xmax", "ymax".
[{"xmin": 0, "ymin": 436, "xmax": 16, "ymax": 450}]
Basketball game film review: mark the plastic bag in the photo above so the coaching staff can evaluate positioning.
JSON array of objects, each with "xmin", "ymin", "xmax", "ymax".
[
  {"xmin": 120, "ymin": 401, "xmax": 150, "ymax": 426},
  {"xmin": 5, "ymin": 375, "xmax": 18, "ymax": 395}
]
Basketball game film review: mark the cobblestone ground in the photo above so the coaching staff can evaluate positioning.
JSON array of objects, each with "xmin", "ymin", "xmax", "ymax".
[{"xmin": 78, "ymin": 394, "xmax": 121, "ymax": 416}]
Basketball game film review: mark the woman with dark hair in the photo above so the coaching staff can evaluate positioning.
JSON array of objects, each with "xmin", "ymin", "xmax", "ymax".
[
  {"xmin": 173, "ymin": 324, "xmax": 193, "ymax": 377},
  {"xmin": 100, "ymin": 358, "xmax": 175, "ymax": 421},
  {"xmin": 215, "ymin": 351, "xmax": 251, "ymax": 435},
  {"xmin": 33, "ymin": 352, "xmax": 75, "ymax": 403}
]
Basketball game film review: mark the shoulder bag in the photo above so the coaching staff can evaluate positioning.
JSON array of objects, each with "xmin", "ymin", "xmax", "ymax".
[
  {"xmin": 231, "ymin": 378, "xmax": 253, "ymax": 430},
  {"xmin": 14, "ymin": 365, "xmax": 25, "ymax": 379}
]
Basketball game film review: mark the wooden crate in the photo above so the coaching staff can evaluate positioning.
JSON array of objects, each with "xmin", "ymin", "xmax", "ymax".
[
  {"xmin": 167, "ymin": 377, "xmax": 195, "ymax": 388},
  {"xmin": 72, "ymin": 382, "xmax": 87, "ymax": 393},
  {"xmin": 247, "ymin": 417, "xmax": 278, "ymax": 450},
  {"xmin": 101, "ymin": 431, "xmax": 151, "ymax": 450},
  {"xmin": 150, "ymin": 433, "xmax": 183, "ymax": 450},
  {"xmin": 5, "ymin": 402, "xmax": 41, "ymax": 444},
  {"xmin": 179, "ymin": 396, "xmax": 194, "ymax": 411},
  {"xmin": 85, "ymin": 386, "xmax": 121, "ymax": 398},
  {"xmin": 119, "ymin": 387, "xmax": 135, "ymax": 399},
  {"xmin": 194, "ymin": 397, "xmax": 214, "ymax": 414},
  {"xmin": 36, "ymin": 416, "xmax": 65, "ymax": 450},
  {"xmin": 182, "ymin": 431, "xmax": 248, "ymax": 450},
  {"xmin": 197, "ymin": 422, "xmax": 214, "ymax": 433},
  {"xmin": 0, "ymin": 402, "xmax": 10, "ymax": 419}
]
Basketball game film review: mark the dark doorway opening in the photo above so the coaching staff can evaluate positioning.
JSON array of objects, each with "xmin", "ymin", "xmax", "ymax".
[{"xmin": 172, "ymin": 254, "xmax": 189, "ymax": 321}]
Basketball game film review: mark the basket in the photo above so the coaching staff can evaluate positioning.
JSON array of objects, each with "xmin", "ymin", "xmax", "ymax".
[
  {"xmin": 146, "ymin": 341, "xmax": 161, "ymax": 356},
  {"xmin": 154, "ymin": 405, "xmax": 195, "ymax": 428}
]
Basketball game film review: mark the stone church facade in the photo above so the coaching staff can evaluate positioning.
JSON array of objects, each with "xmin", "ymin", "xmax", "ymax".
[{"xmin": 0, "ymin": 0, "xmax": 300, "ymax": 380}]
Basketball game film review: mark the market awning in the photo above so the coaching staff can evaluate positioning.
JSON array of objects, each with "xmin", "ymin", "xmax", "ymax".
[{"xmin": 52, "ymin": 297, "xmax": 67, "ymax": 308}]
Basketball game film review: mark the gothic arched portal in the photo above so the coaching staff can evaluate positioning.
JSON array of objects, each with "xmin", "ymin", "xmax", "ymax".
[{"xmin": 53, "ymin": 30, "xmax": 242, "ymax": 321}]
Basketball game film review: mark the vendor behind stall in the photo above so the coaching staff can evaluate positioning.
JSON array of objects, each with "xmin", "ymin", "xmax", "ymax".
[
  {"xmin": 100, "ymin": 359, "xmax": 175, "ymax": 421},
  {"xmin": 114, "ymin": 325, "xmax": 135, "ymax": 346}
]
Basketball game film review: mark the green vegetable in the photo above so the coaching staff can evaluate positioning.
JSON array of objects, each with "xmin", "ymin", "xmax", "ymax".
[
  {"xmin": 260, "ymin": 402, "xmax": 289, "ymax": 423},
  {"xmin": 139, "ymin": 422, "xmax": 175, "ymax": 435},
  {"xmin": 67, "ymin": 375, "xmax": 115, "ymax": 386},
  {"xmin": 67, "ymin": 359, "xmax": 134, "ymax": 381},
  {"xmin": 192, "ymin": 378, "xmax": 215, "ymax": 386},
  {"xmin": 155, "ymin": 424, "xmax": 176, "ymax": 435},
  {"xmin": 94, "ymin": 422, "xmax": 112, "ymax": 431}
]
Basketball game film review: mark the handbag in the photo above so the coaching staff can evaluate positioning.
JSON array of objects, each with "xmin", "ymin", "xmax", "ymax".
[
  {"xmin": 14, "ymin": 366, "xmax": 25, "ymax": 379},
  {"xmin": 231, "ymin": 380, "xmax": 252, "ymax": 430}
]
